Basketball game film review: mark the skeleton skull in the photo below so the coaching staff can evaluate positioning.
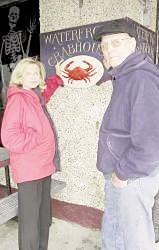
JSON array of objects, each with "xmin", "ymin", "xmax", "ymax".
[{"xmin": 8, "ymin": 6, "xmax": 20, "ymax": 24}]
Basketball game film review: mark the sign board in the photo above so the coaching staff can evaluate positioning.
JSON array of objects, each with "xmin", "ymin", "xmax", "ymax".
[{"xmin": 40, "ymin": 17, "xmax": 156, "ymax": 88}]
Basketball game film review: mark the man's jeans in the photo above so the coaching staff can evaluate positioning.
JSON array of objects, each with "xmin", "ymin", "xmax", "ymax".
[{"xmin": 102, "ymin": 167, "xmax": 159, "ymax": 250}]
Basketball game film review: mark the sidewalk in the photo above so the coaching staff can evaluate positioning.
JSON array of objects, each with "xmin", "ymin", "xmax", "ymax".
[
  {"xmin": 0, "ymin": 217, "xmax": 101, "ymax": 250},
  {"xmin": 0, "ymin": 217, "xmax": 159, "ymax": 250}
]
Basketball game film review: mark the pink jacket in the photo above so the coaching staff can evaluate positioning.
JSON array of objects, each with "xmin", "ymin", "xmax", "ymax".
[{"xmin": 1, "ymin": 75, "xmax": 63, "ymax": 183}]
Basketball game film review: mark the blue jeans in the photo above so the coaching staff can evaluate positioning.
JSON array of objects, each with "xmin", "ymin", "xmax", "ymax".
[{"xmin": 102, "ymin": 167, "xmax": 159, "ymax": 250}]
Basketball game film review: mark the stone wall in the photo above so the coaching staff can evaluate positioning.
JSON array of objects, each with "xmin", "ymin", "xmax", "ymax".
[
  {"xmin": 39, "ymin": 0, "xmax": 157, "ymax": 210},
  {"xmin": 0, "ymin": 0, "xmax": 156, "ymax": 211}
]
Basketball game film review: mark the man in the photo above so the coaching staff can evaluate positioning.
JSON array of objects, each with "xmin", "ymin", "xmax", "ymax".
[{"xmin": 94, "ymin": 20, "xmax": 159, "ymax": 250}]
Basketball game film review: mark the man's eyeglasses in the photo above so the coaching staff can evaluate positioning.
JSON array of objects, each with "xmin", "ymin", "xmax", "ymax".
[{"xmin": 101, "ymin": 38, "xmax": 130, "ymax": 51}]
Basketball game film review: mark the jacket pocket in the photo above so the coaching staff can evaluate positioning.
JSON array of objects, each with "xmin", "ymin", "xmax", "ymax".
[{"xmin": 107, "ymin": 133, "xmax": 131, "ymax": 160}]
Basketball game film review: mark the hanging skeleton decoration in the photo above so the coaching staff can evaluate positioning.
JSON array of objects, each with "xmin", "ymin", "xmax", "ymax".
[{"xmin": 0, "ymin": 5, "xmax": 37, "ymax": 106}]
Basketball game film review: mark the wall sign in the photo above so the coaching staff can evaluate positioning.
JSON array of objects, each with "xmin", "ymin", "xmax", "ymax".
[
  {"xmin": 40, "ymin": 17, "xmax": 156, "ymax": 88},
  {"xmin": 40, "ymin": 22, "xmax": 103, "ymax": 88}
]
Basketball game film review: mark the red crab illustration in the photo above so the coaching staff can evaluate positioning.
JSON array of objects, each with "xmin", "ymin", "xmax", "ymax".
[{"xmin": 62, "ymin": 60, "xmax": 97, "ymax": 84}]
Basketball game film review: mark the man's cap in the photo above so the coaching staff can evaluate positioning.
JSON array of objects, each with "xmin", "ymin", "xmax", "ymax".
[{"xmin": 93, "ymin": 19, "xmax": 135, "ymax": 41}]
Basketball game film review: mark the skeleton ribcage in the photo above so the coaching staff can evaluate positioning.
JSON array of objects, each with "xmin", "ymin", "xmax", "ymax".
[{"xmin": 4, "ymin": 32, "xmax": 22, "ymax": 62}]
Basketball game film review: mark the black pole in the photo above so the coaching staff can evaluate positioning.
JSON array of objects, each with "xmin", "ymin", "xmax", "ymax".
[{"xmin": 155, "ymin": 0, "xmax": 159, "ymax": 64}]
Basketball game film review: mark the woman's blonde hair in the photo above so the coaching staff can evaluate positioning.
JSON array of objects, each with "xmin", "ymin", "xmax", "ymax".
[{"xmin": 9, "ymin": 57, "xmax": 46, "ymax": 90}]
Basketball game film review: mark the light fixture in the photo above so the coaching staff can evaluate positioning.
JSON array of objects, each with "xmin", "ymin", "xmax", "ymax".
[
  {"xmin": 79, "ymin": 0, "xmax": 83, "ymax": 8},
  {"xmin": 138, "ymin": 0, "xmax": 151, "ymax": 28}
]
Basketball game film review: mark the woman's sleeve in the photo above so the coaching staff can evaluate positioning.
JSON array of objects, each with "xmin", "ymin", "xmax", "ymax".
[
  {"xmin": 42, "ymin": 75, "xmax": 63, "ymax": 103},
  {"xmin": 1, "ymin": 95, "xmax": 41, "ymax": 153}
]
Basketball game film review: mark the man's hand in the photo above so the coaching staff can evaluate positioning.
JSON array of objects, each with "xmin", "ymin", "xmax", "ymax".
[
  {"xmin": 103, "ymin": 58, "xmax": 111, "ymax": 70},
  {"xmin": 112, "ymin": 172, "xmax": 128, "ymax": 188}
]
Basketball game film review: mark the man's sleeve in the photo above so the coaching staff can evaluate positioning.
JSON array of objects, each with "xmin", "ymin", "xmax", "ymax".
[{"xmin": 116, "ymin": 75, "xmax": 159, "ymax": 180}]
